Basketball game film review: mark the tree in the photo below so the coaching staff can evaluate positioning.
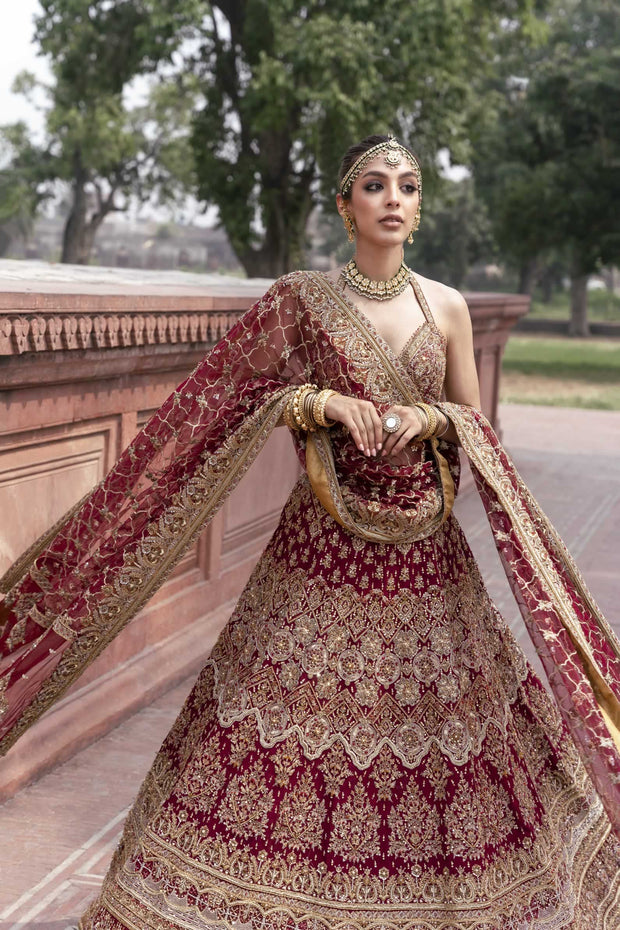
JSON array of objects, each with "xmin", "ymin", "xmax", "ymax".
[
  {"xmin": 410, "ymin": 178, "xmax": 497, "ymax": 291},
  {"xmin": 0, "ymin": 122, "xmax": 54, "ymax": 256},
  {"xmin": 190, "ymin": 0, "xmax": 543, "ymax": 277},
  {"xmin": 473, "ymin": 0, "xmax": 620, "ymax": 335},
  {"xmin": 7, "ymin": 0, "xmax": 201, "ymax": 264}
]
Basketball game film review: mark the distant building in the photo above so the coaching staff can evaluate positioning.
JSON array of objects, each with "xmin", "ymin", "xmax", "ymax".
[{"xmin": 6, "ymin": 214, "xmax": 242, "ymax": 274}]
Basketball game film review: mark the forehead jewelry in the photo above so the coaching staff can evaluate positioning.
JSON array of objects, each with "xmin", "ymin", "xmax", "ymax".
[{"xmin": 340, "ymin": 136, "xmax": 423, "ymax": 200}]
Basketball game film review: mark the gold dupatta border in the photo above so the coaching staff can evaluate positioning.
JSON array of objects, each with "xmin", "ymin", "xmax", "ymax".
[
  {"xmin": 0, "ymin": 388, "xmax": 294, "ymax": 757},
  {"xmin": 442, "ymin": 402, "xmax": 620, "ymax": 755},
  {"xmin": 305, "ymin": 272, "xmax": 455, "ymax": 542}
]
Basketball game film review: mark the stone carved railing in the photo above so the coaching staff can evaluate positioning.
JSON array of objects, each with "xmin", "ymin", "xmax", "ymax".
[
  {"xmin": 0, "ymin": 308, "xmax": 241, "ymax": 354},
  {"xmin": 0, "ymin": 262, "xmax": 529, "ymax": 797}
]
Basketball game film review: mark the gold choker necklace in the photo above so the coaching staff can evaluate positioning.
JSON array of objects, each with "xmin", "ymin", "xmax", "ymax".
[{"xmin": 340, "ymin": 258, "xmax": 413, "ymax": 301}]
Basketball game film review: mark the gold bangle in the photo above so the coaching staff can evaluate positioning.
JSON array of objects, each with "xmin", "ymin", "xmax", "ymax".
[
  {"xmin": 283, "ymin": 397, "xmax": 297, "ymax": 430},
  {"xmin": 414, "ymin": 402, "xmax": 438, "ymax": 440},
  {"xmin": 291, "ymin": 385, "xmax": 306, "ymax": 431},
  {"xmin": 313, "ymin": 389, "xmax": 337, "ymax": 428},
  {"xmin": 293, "ymin": 383, "xmax": 318, "ymax": 432},
  {"xmin": 292, "ymin": 388, "xmax": 308, "ymax": 431},
  {"xmin": 302, "ymin": 387, "xmax": 318, "ymax": 431},
  {"xmin": 414, "ymin": 407, "xmax": 429, "ymax": 440},
  {"xmin": 436, "ymin": 411, "xmax": 450, "ymax": 438}
]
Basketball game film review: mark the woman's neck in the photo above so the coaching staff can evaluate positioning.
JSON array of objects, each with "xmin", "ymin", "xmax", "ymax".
[{"xmin": 353, "ymin": 242, "xmax": 405, "ymax": 281}]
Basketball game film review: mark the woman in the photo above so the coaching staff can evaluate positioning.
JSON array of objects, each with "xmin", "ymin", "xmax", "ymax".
[{"xmin": 1, "ymin": 135, "xmax": 619, "ymax": 928}]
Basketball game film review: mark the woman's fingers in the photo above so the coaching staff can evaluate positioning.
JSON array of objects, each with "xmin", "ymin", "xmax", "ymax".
[
  {"xmin": 322, "ymin": 394, "xmax": 420, "ymax": 457},
  {"xmin": 390, "ymin": 424, "xmax": 419, "ymax": 456},
  {"xmin": 325, "ymin": 396, "xmax": 383, "ymax": 456},
  {"xmin": 361, "ymin": 406, "xmax": 382, "ymax": 455},
  {"xmin": 381, "ymin": 405, "xmax": 423, "ymax": 457}
]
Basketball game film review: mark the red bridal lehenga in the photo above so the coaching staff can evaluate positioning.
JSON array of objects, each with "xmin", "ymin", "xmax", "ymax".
[{"xmin": 1, "ymin": 272, "xmax": 619, "ymax": 929}]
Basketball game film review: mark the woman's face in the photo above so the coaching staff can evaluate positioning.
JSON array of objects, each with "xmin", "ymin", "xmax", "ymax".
[{"xmin": 338, "ymin": 155, "xmax": 420, "ymax": 248}]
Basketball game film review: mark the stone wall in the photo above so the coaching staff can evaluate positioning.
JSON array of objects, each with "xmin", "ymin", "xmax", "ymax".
[{"xmin": 0, "ymin": 262, "xmax": 529, "ymax": 797}]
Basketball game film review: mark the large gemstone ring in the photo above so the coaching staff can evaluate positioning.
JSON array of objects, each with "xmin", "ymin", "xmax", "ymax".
[{"xmin": 382, "ymin": 413, "xmax": 402, "ymax": 433}]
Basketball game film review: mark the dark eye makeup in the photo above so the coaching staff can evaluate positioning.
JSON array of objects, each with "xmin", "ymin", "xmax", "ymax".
[{"xmin": 363, "ymin": 181, "xmax": 418, "ymax": 194}]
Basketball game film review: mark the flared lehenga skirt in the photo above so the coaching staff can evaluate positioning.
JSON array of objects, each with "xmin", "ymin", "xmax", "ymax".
[{"xmin": 80, "ymin": 476, "xmax": 620, "ymax": 930}]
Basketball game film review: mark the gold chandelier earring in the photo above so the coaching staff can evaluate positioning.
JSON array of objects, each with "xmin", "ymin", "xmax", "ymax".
[
  {"xmin": 407, "ymin": 208, "xmax": 421, "ymax": 245},
  {"xmin": 343, "ymin": 212, "xmax": 355, "ymax": 243}
]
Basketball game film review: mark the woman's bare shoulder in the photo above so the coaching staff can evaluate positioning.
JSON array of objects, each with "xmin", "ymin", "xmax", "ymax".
[
  {"xmin": 414, "ymin": 272, "xmax": 470, "ymax": 332},
  {"xmin": 414, "ymin": 272, "xmax": 467, "ymax": 313}
]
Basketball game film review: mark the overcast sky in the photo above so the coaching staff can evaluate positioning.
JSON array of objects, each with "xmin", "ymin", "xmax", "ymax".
[{"xmin": 1, "ymin": 0, "xmax": 50, "ymax": 135}]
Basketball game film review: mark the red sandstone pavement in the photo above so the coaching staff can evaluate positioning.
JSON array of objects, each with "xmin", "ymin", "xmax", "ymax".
[{"xmin": 0, "ymin": 402, "xmax": 619, "ymax": 929}]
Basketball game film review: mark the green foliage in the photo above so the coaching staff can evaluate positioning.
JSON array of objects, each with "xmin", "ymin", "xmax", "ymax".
[
  {"xmin": 7, "ymin": 0, "xmax": 546, "ymax": 271},
  {"xmin": 0, "ymin": 122, "xmax": 56, "ymax": 255},
  {"xmin": 36, "ymin": 0, "xmax": 202, "ymax": 99},
  {"xmin": 409, "ymin": 178, "xmax": 497, "ymax": 289},
  {"xmin": 501, "ymin": 335, "xmax": 620, "ymax": 408},
  {"xmin": 530, "ymin": 287, "xmax": 620, "ymax": 321},
  {"xmin": 474, "ymin": 0, "xmax": 620, "ymax": 280},
  {"xmin": 6, "ymin": 0, "xmax": 201, "ymax": 263},
  {"xmin": 190, "ymin": 0, "xmax": 542, "ymax": 275}
]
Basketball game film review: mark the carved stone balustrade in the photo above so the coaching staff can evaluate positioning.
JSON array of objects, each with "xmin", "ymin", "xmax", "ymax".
[{"xmin": 0, "ymin": 260, "xmax": 528, "ymax": 797}]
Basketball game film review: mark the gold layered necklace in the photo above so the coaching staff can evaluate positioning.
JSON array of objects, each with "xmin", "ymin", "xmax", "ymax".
[{"xmin": 340, "ymin": 257, "xmax": 413, "ymax": 301}]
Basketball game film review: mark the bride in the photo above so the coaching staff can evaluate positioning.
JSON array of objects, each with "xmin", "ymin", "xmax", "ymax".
[{"xmin": 1, "ymin": 134, "xmax": 619, "ymax": 929}]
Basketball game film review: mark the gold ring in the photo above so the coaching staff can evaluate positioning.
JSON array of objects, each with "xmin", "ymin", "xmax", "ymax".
[{"xmin": 382, "ymin": 413, "xmax": 401, "ymax": 433}]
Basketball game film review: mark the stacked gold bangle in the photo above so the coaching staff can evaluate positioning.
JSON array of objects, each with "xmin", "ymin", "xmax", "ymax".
[
  {"xmin": 413, "ymin": 402, "xmax": 449, "ymax": 441},
  {"xmin": 285, "ymin": 384, "xmax": 338, "ymax": 432},
  {"xmin": 313, "ymin": 389, "xmax": 337, "ymax": 428}
]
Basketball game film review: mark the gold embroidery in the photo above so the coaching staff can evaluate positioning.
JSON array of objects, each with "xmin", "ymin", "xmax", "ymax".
[
  {"xmin": 216, "ymin": 758, "xmax": 274, "ymax": 840},
  {"xmin": 85, "ymin": 789, "xmax": 618, "ymax": 930},
  {"xmin": 318, "ymin": 741, "xmax": 351, "ymax": 796},
  {"xmin": 387, "ymin": 779, "xmax": 441, "ymax": 862},
  {"xmin": 272, "ymin": 771, "xmax": 326, "ymax": 852},
  {"xmin": 329, "ymin": 782, "xmax": 382, "ymax": 862}
]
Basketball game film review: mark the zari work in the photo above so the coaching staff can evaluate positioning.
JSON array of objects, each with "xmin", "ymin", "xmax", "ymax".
[{"xmin": 1, "ymin": 270, "xmax": 619, "ymax": 929}]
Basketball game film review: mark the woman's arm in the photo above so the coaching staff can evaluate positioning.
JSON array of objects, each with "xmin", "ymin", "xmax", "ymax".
[
  {"xmin": 434, "ymin": 288, "xmax": 481, "ymax": 444},
  {"xmin": 443, "ymin": 290, "xmax": 481, "ymax": 407}
]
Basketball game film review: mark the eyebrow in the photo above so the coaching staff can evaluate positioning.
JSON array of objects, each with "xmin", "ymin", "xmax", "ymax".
[{"xmin": 360, "ymin": 169, "xmax": 417, "ymax": 180}]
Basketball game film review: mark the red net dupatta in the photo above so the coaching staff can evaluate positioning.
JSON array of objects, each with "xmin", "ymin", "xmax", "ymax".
[
  {"xmin": 0, "ymin": 276, "xmax": 309, "ymax": 758},
  {"xmin": 442, "ymin": 402, "xmax": 620, "ymax": 838}
]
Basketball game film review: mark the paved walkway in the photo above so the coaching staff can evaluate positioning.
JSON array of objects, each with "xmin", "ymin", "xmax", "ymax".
[{"xmin": 1, "ymin": 403, "xmax": 619, "ymax": 929}]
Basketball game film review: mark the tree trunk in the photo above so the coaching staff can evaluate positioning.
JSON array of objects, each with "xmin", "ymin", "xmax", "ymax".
[
  {"xmin": 568, "ymin": 273, "xmax": 590, "ymax": 337},
  {"xmin": 61, "ymin": 179, "xmax": 89, "ymax": 264},
  {"xmin": 61, "ymin": 148, "xmax": 111, "ymax": 265},
  {"xmin": 62, "ymin": 188, "xmax": 110, "ymax": 265},
  {"xmin": 518, "ymin": 258, "xmax": 538, "ymax": 295},
  {"xmin": 237, "ymin": 187, "xmax": 313, "ymax": 278}
]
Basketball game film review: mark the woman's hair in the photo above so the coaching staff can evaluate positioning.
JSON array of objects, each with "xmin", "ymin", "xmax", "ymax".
[{"xmin": 338, "ymin": 134, "xmax": 419, "ymax": 200}]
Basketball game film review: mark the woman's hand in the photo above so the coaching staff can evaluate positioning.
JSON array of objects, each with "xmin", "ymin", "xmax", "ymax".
[
  {"xmin": 380, "ymin": 404, "xmax": 425, "ymax": 457},
  {"xmin": 324, "ymin": 394, "xmax": 384, "ymax": 456}
]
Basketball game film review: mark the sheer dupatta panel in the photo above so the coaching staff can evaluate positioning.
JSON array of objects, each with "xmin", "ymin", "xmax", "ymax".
[
  {"xmin": 443, "ymin": 403, "xmax": 620, "ymax": 837},
  {"xmin": 0, "ymin": 278, "xmax": 309, "ymax": 755}
]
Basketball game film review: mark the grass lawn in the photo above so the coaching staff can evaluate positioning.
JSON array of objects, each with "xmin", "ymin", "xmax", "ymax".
[
  {"xmin": 500, "ymin": 336, "xmax": 620, "ymax": 410},
  {"xmin": 528, "ymin": 288, "xmax": 620, "ymax": 322}
]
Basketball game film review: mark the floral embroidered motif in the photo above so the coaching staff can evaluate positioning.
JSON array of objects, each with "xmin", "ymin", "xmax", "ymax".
[
  {"xmin": 329, "ymin": 782, "xmax": 382, "ymax": 862},
  {"xmin": 216, "ymin": 758, "xmax": 274, "ymax": 839},
  {"xmin": 272, "ymin": 734, "xmax": 304, "ymax": 787},
  {"xmin": 371, "ymin": 746, "xmax": 403, "ymax": 801},
  {"xmin": 387, "ymin": 779, "xmax": 441, "ymax": 862},
  {"xmin": 444, "ymin": 770, "xmax": 516, "ymax": 859},
  {"xmin": 272, "ymin": 771, "xmax": 326, "ymax": 852}
]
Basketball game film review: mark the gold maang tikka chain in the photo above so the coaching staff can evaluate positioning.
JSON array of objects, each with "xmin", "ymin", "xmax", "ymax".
[{"xmin": 340, "ymin": 258, "xmax": 413, "ymax": 301}]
